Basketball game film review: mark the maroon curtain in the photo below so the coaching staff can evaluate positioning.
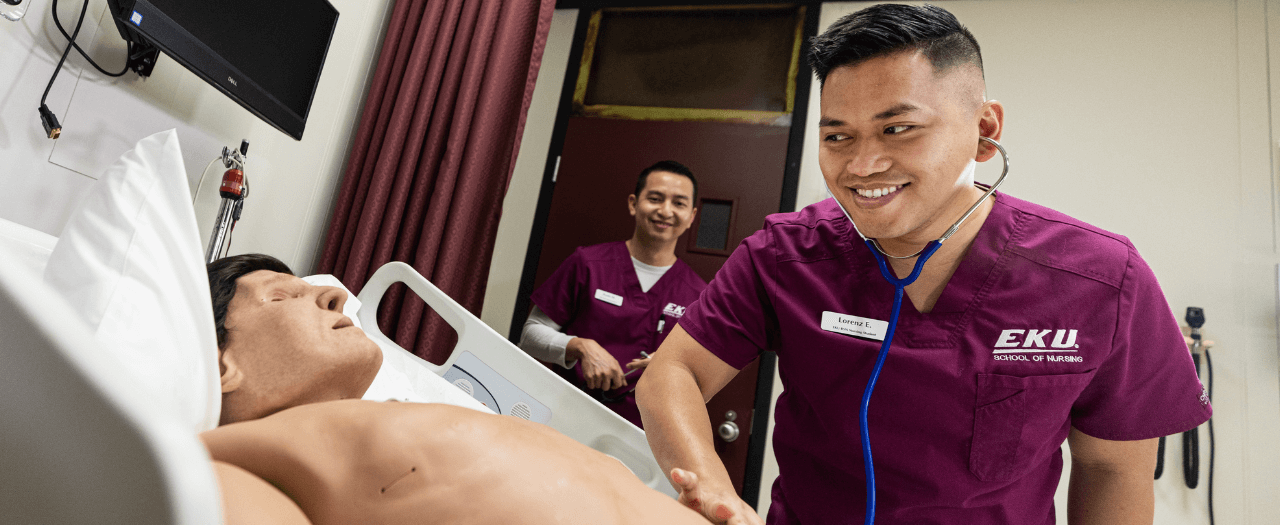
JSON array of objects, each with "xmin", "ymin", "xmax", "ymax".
[{"xmin": 318, "ymin": 0, "xmax": 555, "ymax": 364}]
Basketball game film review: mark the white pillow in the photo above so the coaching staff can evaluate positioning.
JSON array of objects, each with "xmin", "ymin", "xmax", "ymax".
[{"xmin": 43, "ymin": 130, "xmax": 221, "ymax": 433}]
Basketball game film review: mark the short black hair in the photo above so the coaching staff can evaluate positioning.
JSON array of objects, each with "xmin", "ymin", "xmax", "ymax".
[
  {"xmin": 807, "ymin": 4, "xmax": 983, "ymax": 86},
  {"xmin": 634, "ymin": 160, "xmax": 698, "ymax": 203},
  {"xmin": 208, "ymin": 254, "xmax": 294, "ymax": 349}
]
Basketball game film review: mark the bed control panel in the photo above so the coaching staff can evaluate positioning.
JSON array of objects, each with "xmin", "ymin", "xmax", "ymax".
[{"xmin": 444, "ymin": 352, "xmax": 551, "ymax": 424}]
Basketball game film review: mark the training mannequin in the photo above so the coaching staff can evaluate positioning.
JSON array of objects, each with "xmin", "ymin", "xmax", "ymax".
[
  {"xmin": 205, "ymin": 254, "xmax": 704, "ymax": 524},
  {"xmin": 204, "ymin": 400, "xmax": 706, "ymax": 524}
]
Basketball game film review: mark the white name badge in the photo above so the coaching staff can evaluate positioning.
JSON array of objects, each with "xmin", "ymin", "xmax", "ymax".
[
  {"xmin": 594, "ymin": 289, "xmax": 624, "ymax": 307},
  {"xmin": 820, "ymin": 311, "xmax": 888, "ymax": 341}
]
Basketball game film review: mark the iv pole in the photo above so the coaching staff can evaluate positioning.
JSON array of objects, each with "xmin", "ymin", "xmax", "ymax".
[{"xmin": 205, "ymin": 140, "xmax": 249, "ymax": 264}]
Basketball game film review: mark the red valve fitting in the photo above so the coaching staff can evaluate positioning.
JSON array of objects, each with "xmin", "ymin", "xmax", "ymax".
[{"xmin": 219, "ymin": 169, "xmax": 245, "ymax": 199}]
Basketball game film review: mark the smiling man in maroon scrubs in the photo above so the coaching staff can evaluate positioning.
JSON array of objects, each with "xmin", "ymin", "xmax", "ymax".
[
  {"xmin": 520, "ymin": 161, "xmax": 708, "ymax": 428},
  {"xmin": 637, "ymin": 4, "xmax": 1210, "ymax": 525}
]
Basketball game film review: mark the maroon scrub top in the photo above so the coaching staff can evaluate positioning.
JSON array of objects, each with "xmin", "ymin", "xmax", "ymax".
[
  {"xmin": 680, "ymin": 194, "xmax": 1211, "ymax": 524},
  {"xmin": 531, "ymin": 241, "xmax": 707, "ymax": 427}
]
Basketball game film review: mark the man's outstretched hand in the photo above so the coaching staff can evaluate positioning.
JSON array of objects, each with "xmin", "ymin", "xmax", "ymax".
[
  {"xmin": 670, "ymin": 468, "xmax": 763, "ymax": 525},
  {"xmin": 626, "ymin": 356, "xmax": 652, "ymax": 371}
]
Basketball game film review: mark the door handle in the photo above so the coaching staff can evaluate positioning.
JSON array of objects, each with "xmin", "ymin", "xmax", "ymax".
[{"xmin": 717, "ymin": 410, "xmax": 740, "ymax": 443}]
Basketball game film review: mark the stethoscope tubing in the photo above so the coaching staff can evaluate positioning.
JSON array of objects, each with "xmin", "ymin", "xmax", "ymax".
[
  {"xmin": 859, "ymin": 239, "xmax": 942, "ymax": 523},
  {"xmin": 830, "ymin": 137, "xmax": 1010, "ymax": 525}
]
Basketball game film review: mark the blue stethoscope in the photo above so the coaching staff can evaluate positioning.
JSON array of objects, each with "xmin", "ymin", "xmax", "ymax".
[{"xmin": 827, "ymin": 136, "xmax": 1010, "ymax": 525}]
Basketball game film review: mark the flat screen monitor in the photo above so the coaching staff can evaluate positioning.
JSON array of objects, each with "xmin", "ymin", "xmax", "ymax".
[{"xmin": 107, "ymin": 0, "xmax": 339, "ymax": 140}]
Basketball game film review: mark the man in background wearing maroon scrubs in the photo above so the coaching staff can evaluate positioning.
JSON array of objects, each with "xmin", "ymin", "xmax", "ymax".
[{"xmin": 520, "ymin": 161, "xmax": 708, "ymax": 428}]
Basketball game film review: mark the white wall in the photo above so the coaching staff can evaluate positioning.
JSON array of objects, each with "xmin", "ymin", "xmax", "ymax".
[
  {"xmin": 0, "ymin": 0, "xmax": 395, "ymax": 273},
  {"xmin": 489, "ymin": 1, "xmax": 1280, "ymax": 523},
  {"xmin": 480, "ymin": 8, "xmax": 579, "ymax": 337}
]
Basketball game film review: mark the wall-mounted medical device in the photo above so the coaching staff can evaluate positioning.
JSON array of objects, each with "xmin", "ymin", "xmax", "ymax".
[
  {"xmin": 103, "ymin": 0, "xmax": 339, "ymax": 140},
  {"xmin": 1155, "ymin": 306, "xmax": 1216, "ymax": 524},
  {"xmin": 1182, "ymin": 307, "xmax": 1205, "ymax": 489}
]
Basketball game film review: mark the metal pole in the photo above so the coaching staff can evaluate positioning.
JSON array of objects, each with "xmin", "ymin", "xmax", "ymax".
[
  {"xmin": 203, "ymin": 140, "xmax": 249, "ymax": 263},
  {"xmin": 205, "ymin": 198, "xmax": 236, "ymax": 264}
]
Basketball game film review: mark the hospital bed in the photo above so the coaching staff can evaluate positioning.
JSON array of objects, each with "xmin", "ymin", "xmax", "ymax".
[{"xmin": 0, "ymin": 130, "xmax": 674, "ymax": 524}]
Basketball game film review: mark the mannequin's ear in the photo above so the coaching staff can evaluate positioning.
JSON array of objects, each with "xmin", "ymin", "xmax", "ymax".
[
  {"xmin": 975, "ymin": 100, "xmax": 1005, "ymax": 162},
  {"xmin": 219, "ymin": 349, "xmax": 245, "ymax": 394}
]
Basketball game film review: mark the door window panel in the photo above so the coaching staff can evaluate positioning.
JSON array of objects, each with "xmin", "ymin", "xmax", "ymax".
[{"xmin": 574, "ymin": 6, "xmax": 805, "ymax": 124}]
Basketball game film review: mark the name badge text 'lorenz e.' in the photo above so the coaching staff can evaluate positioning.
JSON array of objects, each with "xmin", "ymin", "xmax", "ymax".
[
  {"xmin": 820, "ymin": 311, "xmax": 888, "ymax": 341},
  {"xmin": 594, "ymin": 289, "xmax": 623, "ymax": 306}
]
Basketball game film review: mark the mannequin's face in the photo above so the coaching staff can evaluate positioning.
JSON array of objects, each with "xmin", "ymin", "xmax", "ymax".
[{"xmin": 219, "ymin": 271, "xmax": 381, "ymax": 424}]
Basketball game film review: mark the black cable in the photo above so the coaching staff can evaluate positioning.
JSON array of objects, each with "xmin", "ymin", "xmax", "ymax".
[
  {"xmin": 51, "ymin": 0, "xmax": 130, "ymax": 77},
  {"xmin": 222, "ymin": 216, "xmax": 237, "ymax": 257},
  {"xmin": 1182, "ymin": 353, "xmax": 1201, "ymax": 489},
  {"xmin": 39, "ymin": 0, "xmax": 134, "ymax": 138},
  {"xmin": 1206, "ymin": 348, "xmax": 1215, "ymax": 525},
  {"xmin": 39, "ymin": 0, "xmax": 88, "ymax": 108},
  {"xmin": 37, "ymin": 0, "xmax": 92, "ymax": 138},
  {"xmin": 1154, "ymin": 435, "xmax": 1165, "ymax": 479},
  {"xmin": 223, "ymin": 186, "xmax": 247, "ymax": 256}
]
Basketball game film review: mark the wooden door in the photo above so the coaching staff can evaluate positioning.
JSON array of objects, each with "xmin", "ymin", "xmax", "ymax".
[
  {"xmin": 511, "ymin": 4, "xmax": 817, "ymax": 505},
  {"xmin": 534, "ymin": 117, "xmax": 788, "ymax": 496}
]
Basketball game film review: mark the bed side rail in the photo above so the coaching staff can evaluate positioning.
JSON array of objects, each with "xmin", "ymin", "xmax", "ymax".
[{"xmin": 355, "ymin": 262, "xmax": 676, "ymax": 497}]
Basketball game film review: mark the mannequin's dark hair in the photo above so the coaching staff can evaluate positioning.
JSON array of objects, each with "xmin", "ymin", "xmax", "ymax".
[
  {"xmin": 807, "ymin": 4, "xmax": 982, "ymax": 86},
  {"xmin": 208, "ymin": 253, "xmax": 294, "ymax": 349}
]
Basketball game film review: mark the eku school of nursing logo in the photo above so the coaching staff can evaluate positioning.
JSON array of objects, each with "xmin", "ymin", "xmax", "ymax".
[
  {"xmin": 991, "ymin": 329, "xmax": 1083, "ymax": 363},
  {"xmin": 663, "ymin": 303, "xmax": 687, "ymax": 318}
]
